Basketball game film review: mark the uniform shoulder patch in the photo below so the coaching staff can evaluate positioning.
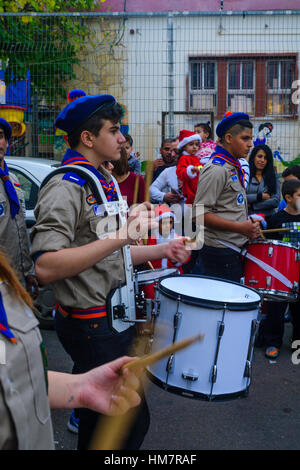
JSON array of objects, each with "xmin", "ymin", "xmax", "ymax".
[
  {"xmin": 211, "ymin": 157, "xmax": 226, "ymax": 166},
  {"xmin": 62, "ymin": 172, "xmax": 86, "ymax": 187}
]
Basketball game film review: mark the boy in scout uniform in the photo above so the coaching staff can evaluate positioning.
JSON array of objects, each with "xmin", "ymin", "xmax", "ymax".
[
  {"xmin": 193, "ymin": 112, "xmax": 261, "ymax": 282},
  {"xmin": 30, "ymin": 94, "xmax": 189, "ymax": 450},
  {"xmin": 0, "ymin": 119, "xmax": 38, "ymax": 295}
]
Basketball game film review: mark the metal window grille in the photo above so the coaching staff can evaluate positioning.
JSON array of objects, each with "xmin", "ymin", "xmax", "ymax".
[{"xmin": 0, "ymin": 10, "xmax": 299, "ymax": 170}]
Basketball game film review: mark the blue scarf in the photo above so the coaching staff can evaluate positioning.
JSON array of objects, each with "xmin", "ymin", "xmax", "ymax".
[
  {"xmin": 61, "ymin": 149, "xmax": 118, "ymax": 201},
  {"xmin": 211, "ymin": 145, "xmax": 246, "ymax": 188},
  {"xmin": 0, "ymin": 161, "xmax": 20, "ymax": 219},
  {"xmin": 0, "ymin": 291, "xmax": 17, "ymax": 344}
]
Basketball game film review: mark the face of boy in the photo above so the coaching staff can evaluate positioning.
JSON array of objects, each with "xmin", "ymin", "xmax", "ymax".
[
  {"xmin": 159, "ymin": 217, "xmax": 174, "ymax": 238},
  {"xmin": 287, "ymin": 188, "xmax": 300, "ymax": 213},
  {"xmin": 225, "ymin": 128, "xmax": 253, "ymax": 159},
  {"xmin": 93, "ymin": 120, "xmax": 126, "ymax": 162}
]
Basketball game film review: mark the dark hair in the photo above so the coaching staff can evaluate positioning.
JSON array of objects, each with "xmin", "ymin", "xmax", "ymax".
[
  {"xmin": 195, "ymin": 122, "xmax": 213, "ymax": 140},
  {"xmin": 112, "ymin": 146, "xmax": 129, "ymax": 177},
  {"xmin": 123, "ymin": 133, "xmax": 133, "ymax": 146},
  {"xmin": 160, "ymin": 138, "xmax": 174, "ymax": 148},
  {"xmin": 282, "ymin": 179, "xmax": 300, "ymax": 201},
  {"xmin": 282, "ymin": 164, "xmax": 300, "ymax": 181},
  {"xmin": 249, "ymin": 144, "xmax": 277, "ymax": 194},
  {"xmin": 219, "ymin": 120, "xmax": 253, "ymax": 144},
  {"xmin": 67, "ymin": 101, "xmax": 124, "ymax": 149}
]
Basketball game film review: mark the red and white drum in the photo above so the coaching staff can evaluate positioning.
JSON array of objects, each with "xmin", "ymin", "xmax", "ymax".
[{"xmin": 244, "ymin": 240, "xmax": 300, "ymax": 301}]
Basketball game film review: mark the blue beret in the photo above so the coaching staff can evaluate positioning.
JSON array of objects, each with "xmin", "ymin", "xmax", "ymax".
[
  {"xmin": 216, "ymin": 112, "xmax": 250, "ymax": 138},
  {"xmin": 0, "ymin": 118, "xmax": 12, "ymax": 141},
  {"xmin": 55, "ymin": 94, "xmax": 117, "ymax": 134}
]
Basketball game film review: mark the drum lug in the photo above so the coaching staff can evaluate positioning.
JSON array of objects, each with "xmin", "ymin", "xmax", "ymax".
[
  {"xmin": 266, "ymin": 276, "xmax": 271, "ymax": 288},
  {"xmin": 268, "ymin": 246, "xmax": 273, "ymax": 257},
  {"xmin": 182, "ymin": 369, "xmax": 199, "ymax": 382},
  {"xmin": 244, "ymin": 360, "xmax": 252, "ymax": 379},
  {"xmin": 296, "ymin": 252, "xmax": 300, "ymax": 262},
  {"xmin": 166, "ymin": 354, "xmax": 175, "ymax": 373},
  {"xmin": 211, "ymin": 365, "xmax": 217, "ymax": 384},
  {"xmin": 248, "ymin": 279, "xmax": 258, "ymax": 285}
]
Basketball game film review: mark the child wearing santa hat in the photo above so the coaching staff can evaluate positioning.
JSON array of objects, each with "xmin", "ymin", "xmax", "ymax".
[
  {"xmin": 141, "ymin": 204, "xmax": 189, "ymax": 299},
  {"xmin": 176, "ymin": 130, "xmax": 203, "ymax": 205}
]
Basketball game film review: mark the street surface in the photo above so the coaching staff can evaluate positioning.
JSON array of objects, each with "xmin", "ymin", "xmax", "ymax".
[{"xmin": 43, "ymin": 322, "xmax": 300, "ymax": 451}]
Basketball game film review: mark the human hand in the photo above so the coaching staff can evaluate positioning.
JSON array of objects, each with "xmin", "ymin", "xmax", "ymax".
[
  {"xmin": 162, "ymin": 237, "xmax": 190, "ymax": 264},
  {"xmin": 153, "ymin": 158, "xmax": 164, "ymax": 170},
  {"xmin": 238, "ymin": 219, "xmax": 261, "ymax": 239},
  {"xmin": 163, "ymin": 192, "xmax": 182, "ymax": 204},
  {"xmin": 119, "ymin": 202, "xmax": 158, "ymax": 242},
  {"xmin": 78, "ymin": 356, "xmax": 142, "ymax": 416},
  {"xmin": 262, "ymin": 193, "xmax": 271, "ymax": 200}
]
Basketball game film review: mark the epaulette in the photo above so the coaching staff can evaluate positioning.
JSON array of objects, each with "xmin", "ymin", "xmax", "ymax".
[
  {"xmin": 62, "ymin": 171, "xmax": 86, "ymax": 187},
  {"xmin": 211, "ymin": 157, "xmax": 226, "ymax": 166}
]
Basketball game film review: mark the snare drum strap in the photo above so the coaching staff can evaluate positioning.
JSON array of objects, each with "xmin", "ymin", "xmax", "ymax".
[{"xmin": 217, "ymin": 240, "xmax": 293, "ymax": 289}]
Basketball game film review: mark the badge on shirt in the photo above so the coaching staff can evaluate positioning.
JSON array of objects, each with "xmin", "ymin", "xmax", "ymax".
[
  {"xmin": 237, "ymin": 193, "xmax": 244, "ymax": 205},
  {"xmin": 87, "ymin": 194, "xmax": 97, "ymax": 205},
  {"xmin": 231, "ymin": 175, "xmax": 238, "ymax": 182},
  {"xmin": 0, "ymin": 203, "xmax": 5, "ymax": 216}
]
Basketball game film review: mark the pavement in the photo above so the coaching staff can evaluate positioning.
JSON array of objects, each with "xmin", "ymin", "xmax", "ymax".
[{"xmin": 42, "ymin": 321, "xmax": 300, "ymax": 451}]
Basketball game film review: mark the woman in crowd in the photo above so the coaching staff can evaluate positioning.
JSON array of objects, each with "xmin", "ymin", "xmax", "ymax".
[
  {"xmin": 112, "ymin": 147, "xmax": 146, "ymax": 207},
  {"xmin": 246, "ymin": 144, "xmax": 281, "ymax": 217}
]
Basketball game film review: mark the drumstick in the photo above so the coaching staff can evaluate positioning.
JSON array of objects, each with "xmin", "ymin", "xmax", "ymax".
[
  {"xmin": 261, "ymin": 227, "xmax": 292, "ymax": 234},
  {"xmin": 121, "ymin": 332, "xmax": 204, "ymax": 372},
  {"xmin": 250, "ymin": 216, "xmax": 265, "ymax": 240},
  {"xmin": 90, "ymin": 332, "xmax": 204, "ymax": 450}
]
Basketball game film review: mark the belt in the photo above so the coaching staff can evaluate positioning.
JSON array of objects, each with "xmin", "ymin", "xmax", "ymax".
[{"xmin": 56, "ymin": 303, "xmax": 107, "ymax": 319}]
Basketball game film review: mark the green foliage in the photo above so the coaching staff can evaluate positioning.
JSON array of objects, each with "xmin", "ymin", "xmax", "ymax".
[{"xmin": 0, "ymin": 1, "xmax": 107, "ymax": 102}]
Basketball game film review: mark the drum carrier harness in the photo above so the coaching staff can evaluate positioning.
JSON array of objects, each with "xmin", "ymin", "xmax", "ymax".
[{"xmin": 40, "ymin": 165, "xmax": 142, "ymax": 333}]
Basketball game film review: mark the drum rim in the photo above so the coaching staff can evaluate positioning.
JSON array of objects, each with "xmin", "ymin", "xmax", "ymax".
[
  {"xmin": 256, "ymin": 287, "xmax": 299, "ymax": 302},
  {"xmin": 146, "ymin": 369, "xmax": 250, "ymax": 401},
  {"xmin": 247, "ymin": 239, "xmax": 298, "ymax": 250},
  {"xmin": 158, "ymin": 274, "xmax": 262, "ymax": 310},
  {"xmin": 135, "ymin": 267, "xmax": 179, "ymax": 285}
]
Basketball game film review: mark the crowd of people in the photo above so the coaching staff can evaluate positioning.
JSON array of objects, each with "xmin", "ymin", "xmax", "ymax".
[{"xmin": 1, "ymin": 95, "xmax": 300, "ymax": 451}]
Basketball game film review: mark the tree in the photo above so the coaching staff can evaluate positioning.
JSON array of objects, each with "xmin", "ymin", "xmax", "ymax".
[{"xmin": 0, "ymin": 0, "xmax": 107, "ymax": 102}]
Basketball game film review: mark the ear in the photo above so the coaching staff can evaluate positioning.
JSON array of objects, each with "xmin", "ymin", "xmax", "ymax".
[
  {"xmin": 80, "ymin": 130, "xmax": 94, "ymax": 148},
  {"xmin": 224, "ymin": 132, "xmax": 233, "ymax": 145},
  {"xmin": 285, "ymin": 194, "xmax": 292, "ymax": 204}
]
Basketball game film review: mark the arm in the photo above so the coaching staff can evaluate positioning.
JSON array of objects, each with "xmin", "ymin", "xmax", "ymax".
[
  {"xmin": 204, "ymin": 212, "xmax": 261, "ymax": 240},
  {"xmin": 130, "ymin": 237, "xmax": 190, "ymax": 266},
  {"xmin": 48, "ymin": 356, "xmax": 141, "ymax": 415}
]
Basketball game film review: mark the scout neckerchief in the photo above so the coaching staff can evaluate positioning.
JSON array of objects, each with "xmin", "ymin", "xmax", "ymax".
[
  {"xmin": 61, "ymin": 148, "xmax": 118, "ymax": 201},
  {"xmin": 0, "ymin": 290, "xmax": 17, "ymax": 344},
  {"xmin": 0, "ymin": 160, "xmax": 20, "ymax": 219},
  {"xmin": 211, "ymin": 145, "xmax": 246, "ymax": 188}
]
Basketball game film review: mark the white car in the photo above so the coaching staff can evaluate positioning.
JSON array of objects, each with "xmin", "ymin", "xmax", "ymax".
[{"xmin": 6, "ymin": 157, "xmax": 61, "ymax": 329}]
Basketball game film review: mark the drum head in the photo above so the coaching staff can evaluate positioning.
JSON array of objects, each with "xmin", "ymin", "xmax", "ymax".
[
  {"xmin": 135, "ymin": 268, "xmax": 179, "ymax": 285},
  {"xmin": 158, "ymin": 275, "xmax": 261, "ymax": 310}
]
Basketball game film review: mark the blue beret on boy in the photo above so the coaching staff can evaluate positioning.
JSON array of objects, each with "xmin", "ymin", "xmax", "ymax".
[
  {"xmin": 0, "ymin": 118, "xmax": 12, "ymax": 141},
  {"xmin": 216, "ymin": 112, "xmax": 250, "ymax": 138},
  {"xmin": 55, "ymin": 94, "xmax": 116, "ymax": 134}
]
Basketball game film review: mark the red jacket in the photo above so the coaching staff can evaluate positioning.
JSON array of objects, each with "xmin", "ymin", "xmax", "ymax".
[{"xmin": 176, "ymin": 154, "xmax": 203, "ymax": 204}]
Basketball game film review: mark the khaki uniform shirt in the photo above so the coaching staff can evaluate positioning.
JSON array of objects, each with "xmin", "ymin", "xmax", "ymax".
[
  {"xmin": 194, "ymin": 157, "xmax": 248, "ymax": 249},
  {"xmin": 30, "ymin": 168, "xmax": 125, "ymax": 309},
  {"xmin": 0, "ymin": 171, "xmax": 34, "ymax": 278},
  {"xmin": 0, "ymin": 280, "xmax": 54, "ymax": 450}
]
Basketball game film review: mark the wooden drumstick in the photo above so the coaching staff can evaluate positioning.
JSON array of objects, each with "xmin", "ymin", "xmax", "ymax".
[
  {"xmin": 90, "ymin": 332, "xmax": 204, "ymax": 450},
  {"xmin": 121, "ymin": 332, "xmax": 204, "ymax": 372},
  {"xmin": 261, "ymin": 227, "xmax": 292, "ymax": 234}
]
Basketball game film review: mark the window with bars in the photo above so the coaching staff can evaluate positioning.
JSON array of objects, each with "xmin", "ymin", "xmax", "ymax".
[
  {"xmin": 266, "ymin": 60, "xmax": 296, "ymax": 116},
  {"xmin": 189, "ymin": 60, "xmax": 217, "ymax": 112},
  {"xmin": 189, "ymin": 56, "xmax": 297, "ymax": 118}
]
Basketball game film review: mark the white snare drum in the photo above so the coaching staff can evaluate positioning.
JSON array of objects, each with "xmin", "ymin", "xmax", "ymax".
[
  {"xmin": 147, "ymin": 275, "xmax": 261, "ymax": 401},
  {"xmin": 135, "ymin": 268, "xmax": 179, "ymax": 286}
]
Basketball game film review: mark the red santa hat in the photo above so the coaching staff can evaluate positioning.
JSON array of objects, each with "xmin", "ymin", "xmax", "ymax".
[
  {"xmin": 177, "ymin": 129, "xmax": 202, "ymax": 150},
  {"xmin": 155, "ymin": 204, "xmax": 175, "ymax": 221}
]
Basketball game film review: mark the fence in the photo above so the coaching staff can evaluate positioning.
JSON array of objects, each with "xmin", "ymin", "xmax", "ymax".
[{"xmin": 0, "ymin": 10, "xmax": 300, "ymax": 171}]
